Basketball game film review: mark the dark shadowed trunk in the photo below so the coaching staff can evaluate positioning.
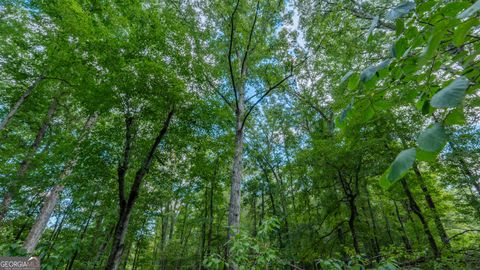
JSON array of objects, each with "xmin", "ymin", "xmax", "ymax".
[
  {"xmin": 105, "ymin": 109, "xmax": 174, "ymax": 270},
  {"xmin": 394, "ymin": 201, "xmax": 412, "ymax": 253},
  {"xmin": 401, "ymin": 179, "xmax": 439, "ymax": 258},
  {"xmin": 412, "ymin": 164, "xmax": 450, "ymax": 248}
]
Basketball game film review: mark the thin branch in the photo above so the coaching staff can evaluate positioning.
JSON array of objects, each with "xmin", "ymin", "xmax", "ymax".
[
  {"xmin": 289, "ymin": 88, "xmax": 329, "ymax": 120},
  {"xmin": 448, "ymin": 229, "xmax": 480, "ymax": 241},
  {"xmin": 44, "ymin": 77, "xmax": 75, "ymax": 87},
  {"xmin": 240, "ymin": 0, "xmax": 260, "ymax": 77},
  {"xmin": 203, "ymin": 73, "xmax": 234, "ymax": 110},
  {"xmin": 228, "ymin": 0, "xmax": 241, "ymax": 110},
  {"xmin": 347, "ymin": 0, "xmax": 395, "ymax": 30},
  {"xmin": 241, "ymin": 72, "xmax": 293, "ymax": 130}
]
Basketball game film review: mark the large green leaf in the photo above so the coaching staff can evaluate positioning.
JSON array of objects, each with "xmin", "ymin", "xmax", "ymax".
[
  {"xmin": 380, "ymin": 148, "xmax": 416, "ymax": 188},
  {"xmin": 386, "ymin": 2, "xmax": 416, "ymax": 21},
  {"xmin": 360, "ymin": 59, "xmax": 392, "ymax": 82},
  {"xmin": 457, "ymin": 0, "xmax": 480, "ymax": 19},
  {"xmin": 430, "ymin": 76, "xmax": 469, "ymax": 108},
  {"xmin": 417, "ymin": 123, "xmax": 447, "ymax": 152}
]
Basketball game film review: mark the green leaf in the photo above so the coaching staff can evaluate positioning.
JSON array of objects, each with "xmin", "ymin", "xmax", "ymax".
[
  {"xmin": 416, "ymin": 148, "xmax": 438, "ymax": 161},
  {"xmin": 386, "ymin": 2, "xmax": 416, "ymax": 21},
  {"xmin": 457, "ymin": 0, "xmax": 480, "ymax": 19},
  {"xmin": 445, "ymin": 108, "xmax": 466, "ymax": 125},
  {"xmin": 394, "ymin": 38, "xmax": 408, "ymax": 59},
  {"xmin": 417, "ymin": 123, "xmax": 447, "ymax": 152},
  {"xmin": 454, "ymin": 19, "xmax": 477, "ymax": 47},
  {"xmin": 360, "ymin": 59, "xmax": 392, "ymax": 82},
  {"xmin": 419, "ymin": 26, "xmax": 445, "ymax": 66},
  {"xmin": 431, "ymin": 76, "xmax": 469, "ymax": 108},
  {"xmin": 347, "ymin": 73, "xmax": 360, "ymax": 90},
  {"xmin": 380, "ymin": 148, "xmax": 416, "ymax": 188}
]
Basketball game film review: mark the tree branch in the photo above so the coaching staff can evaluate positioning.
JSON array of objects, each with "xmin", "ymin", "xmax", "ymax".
[
  {"xmin": 203, "ymin": 73, "xmax": 234, "ymax": 110},
  {"xmin": 117, "ymin": 115, "xmax": 134, "ymax": 210},
  {"xmin": 240, "ymin": 0, "xmax": 260, "ymax": 77},
  {"xmin": 241, "ymin": 72, "xmax": 293, "ymax": 130},
  {"xmin": 228, "ymin": 0, "xmax": 241, "ymax": 110},
  {"xmin": 127, "ymin": 108, "xmax": 175, "ymax": 207}
]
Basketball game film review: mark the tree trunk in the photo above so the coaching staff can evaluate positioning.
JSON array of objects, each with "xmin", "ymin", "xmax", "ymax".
[
  {"xmin": 0, "ymin": 76, "xmax": 45, "ymax": 132},
  {"xmin": 22, "ymin": 113, "xmax": 98, "ymax": 252},
  {"xmin": 206, "ymin": 176, "xmax": 214, "ymax": 256},
  {"xmin": 348, "ymin": 197, "xmax": 360, "ymax": 254},
  {"xmin": 394, "ymin": 201, "xmax": 412, "ymax": 253},
  {"xmin": 93, "ymin": 226, "xmax": 115, "ymax": 270},
  {"xmin": 227, "ymin": 107, "xmax": 244, "ymax": 239},
  {"xmin": 105, "ymin": 109, "xmax": 174, "ymax": 270},
  {"xmin": 65, "ymin": 203, "xmax": 95, "ymax": 270},
  {"xmin": 23, "ymin": 185, "xmax": 63, "ymax": 253},
  {"xmin": 0, "ymin": 96, "xmax": 58, "ymax": 223},
  {"xmin": 412, "ymin": 164, "xmax": 450, "ymax": 248},
  {"xmin": 448, "ymin": 142, "xmax": 480, "ymax": 196},
  {"xmin": 401, "ymin": 179, "xmax": 440, "ymax": 258},
  {"xmin": 382, "ymin": 209, "xmax": 394, "ymax": 245}
]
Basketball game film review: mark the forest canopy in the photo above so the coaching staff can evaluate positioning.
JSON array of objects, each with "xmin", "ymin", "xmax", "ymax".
[{"xmin": 0, "ymin": 0, "xmax": 479, "ymax": 269}]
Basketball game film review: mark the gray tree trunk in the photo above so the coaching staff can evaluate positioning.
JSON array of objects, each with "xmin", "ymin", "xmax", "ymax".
[
  {"xmin": 227, "ymin": 86, "xmax": 245, "ymax": 239},
  {"xmin": 22, "ymin": 112, "xmax": 98, "ymax": 253},
  {"xmin": 23, "ymin": 185, "xmax": 63, "ymax": 253},
  {"xmin": 0, "ymin": 95, "xmax": 58, "ymax": 223},
  {"xmin": 0, "ymin": 76, "xmax": 45, "ymax": 132}
]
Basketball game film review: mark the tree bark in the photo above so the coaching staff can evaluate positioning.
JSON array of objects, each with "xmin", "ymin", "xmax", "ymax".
[
  {"xmin": 105, "ymin": 109, "xmax": 174, "ymax": 270},
  {"xmin": 412, "ymin": 164, "xmax": 450, "ymax": 248},
  {"xmin": 227, "ymin": 105, "xmax": 244, "ymax": 240},
  {"xmin": 0, "ymin": 96, "xmax": 58, "ymax": 223},
  {"xmin": 22, "ymin": 112, "xmax": 98, "ymax": 253},
  {"xmin": 23, "ymin": 185, "xmax": 63, "ymax": 253},
  {"xmin": 0, "ymin": 76, "xmax": 45, "ymax": 132},
  {"xmin": 394, "ymin": 201, "xmax": 412, "ymax": 253},
  {"xmin": 65, "ymin": 202, "xmax": 95, "ymax": 270},
  {"xmin": 401, "ymin": 179, "xmax": 440, "ymax": 258},
  {"xmin": 448, "ymin": 142, "xmax": 480, "ymax": 196}
]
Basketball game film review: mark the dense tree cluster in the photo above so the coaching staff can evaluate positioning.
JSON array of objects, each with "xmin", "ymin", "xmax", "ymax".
[{"xmin": 0, "ymin": 0, "xmax": 479, "ymax": 269}]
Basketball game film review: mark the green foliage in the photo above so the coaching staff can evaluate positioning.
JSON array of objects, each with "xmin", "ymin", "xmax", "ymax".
[
  {"xmin": 417, "ymin": 123, "xmax": 447, "ymax": 153},
  {"xmin": 380, "ymin": 148, "xmax": 416, "ymax": 188},
  {"xmin": 0, "ymin": 1, "xmax": 479, "ymax": 269},
  {"xmin": 431, "ymin": 77, "xmax": 469, "ymax": 108},
  {"xmin": 204, "ymin": 218, "xmax": 281, "ymax": 270}
]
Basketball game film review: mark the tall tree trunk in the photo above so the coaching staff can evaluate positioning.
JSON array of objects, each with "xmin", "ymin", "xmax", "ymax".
[
  {"xmin": 22, "ymin": 112, "xmax": 98, "ymax": 253},
  {"xmin": 0, "ymin": 76, "xmax": 45, "ymax": 132},
  {"xmin": 105, "ymin": 109, "xmax": 174, "ymax": 270},
  {"xmin": 412, "ymin": 164, "xmax": 450, "ymax": 248},
  {"xmin": 337, "ymin": 169, "xmax": 360, "ymax": 254},
  {"xmin": 382, "ymin": 209, "xmax": 394, "ymax": 245},
  {"xmin": 200, "ymin": 185, "xmax": 208, "ymax": 268},
  {"xmin": 365, "ymin": 194, "xmax": 380, "ymax": 259},
  {"xmin": 227, "ymin": 105, "xmax": 244, "ymax": 239},
  {"xmin": 93, "ymin": 226, "xmax": 115, "ymax": 270},
  {"xmin": 206, "ymin": 176, "xmax": 214, "ymax": 256},
  {"xmin": 0, "ymin": 96, "xmax": 58, "ymax": 223},
  {"xmin": 394, "ymin": 201, "xmax": 412, "ymax": 253},
  {"xmin": 23, "ymin": 185, "xmax": 63, "ymax": 253},
  {"xmin": 348, "ymin": 197, "xmax": 360, "ymax": 254},
  {"xmin": 65, "ymin": 203, "xmax": 95, "ymax": 270},
  {"xmin": 448, "ymin": 142, "xmax": 480, "ymax": 196},
  {"xmin": 401, "ymin": 179, "xmax": 440, "ymax": 258}
]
